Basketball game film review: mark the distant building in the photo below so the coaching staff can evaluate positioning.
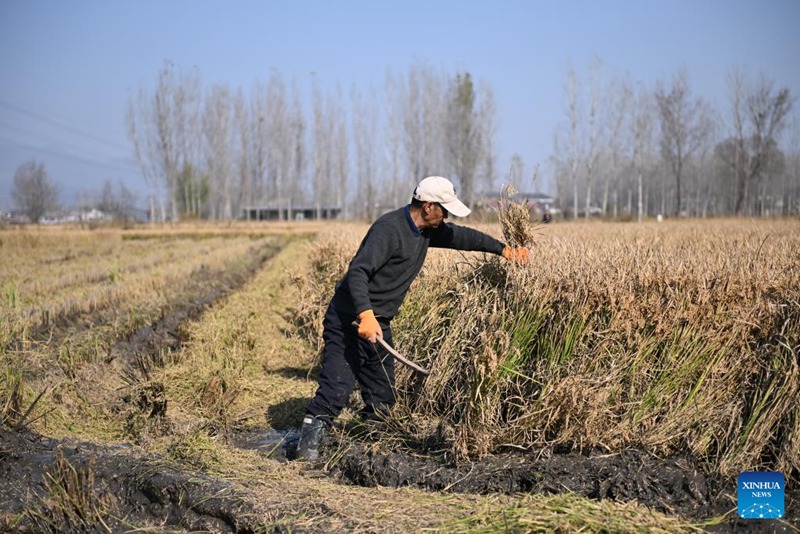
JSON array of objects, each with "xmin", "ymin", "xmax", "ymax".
[
  {"xmin": 81, "ymin": 208, "xmax": 107, "ymax": 221},
  {"xmin": 242, "ymin": 205, "xmax": 341, "ymax": 221},
  {"xmin": 0, "ymin": 210, "xmax": 30, "ymax": 224},
  {"xmin": 1, "ymin": 206, "xmax": 150, "ymax": 225}
]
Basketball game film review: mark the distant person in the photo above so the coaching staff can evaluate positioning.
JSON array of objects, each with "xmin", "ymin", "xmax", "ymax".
[
  {"xmin": 295, "ymin": 176, "xmax": 531, "ymax": 460},
  {"xmin": 541, "ymin": 203, "xmax": 552, "ymax": 223}
]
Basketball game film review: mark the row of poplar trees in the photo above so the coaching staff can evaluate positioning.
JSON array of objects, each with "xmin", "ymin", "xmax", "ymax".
[
  {"xmin": 127, "ymin": 61, "xmax": 496, "ymax": 222},
  {"xmin": 128, "ymin": 58, "xmax": 797, "ymax": 222},
  {"xmin": 547, "ymin": 58, "xmax": 796, "ymax": 219}
]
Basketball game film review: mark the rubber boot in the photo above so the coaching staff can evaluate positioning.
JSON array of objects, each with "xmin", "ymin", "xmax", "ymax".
[{"xmin": 295, "ymin": 415, "xmax": 328, "ymax": 461}]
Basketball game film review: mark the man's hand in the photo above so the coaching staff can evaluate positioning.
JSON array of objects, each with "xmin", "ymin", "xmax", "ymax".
[
  {"xmin": 502, "ymin": 245, "xmax": 530, "ymax": 265},
  {"xmin": 357, "ymin": 309, "xmax": 382, "ymax": 343}
]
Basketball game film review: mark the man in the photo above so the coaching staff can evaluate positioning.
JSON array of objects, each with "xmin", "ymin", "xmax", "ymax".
[{"xmin": 296, "ymin": 176, "xmax": 530, "ymax": 460}]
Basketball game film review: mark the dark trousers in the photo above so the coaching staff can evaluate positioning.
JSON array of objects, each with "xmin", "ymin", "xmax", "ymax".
[{"xmin": 305, "ymin": 304, "xmax": 396, "ymax": 419}]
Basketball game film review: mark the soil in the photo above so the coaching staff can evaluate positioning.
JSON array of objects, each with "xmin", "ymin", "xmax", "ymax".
[
  {"xmin": 4, "ymin": 423, "xmax": 797, "ymax": 533},
  {"xmin": 264, "ymin": 426, "xmax": 799, "ymax": 533},
  {"xmin": 0, "ymin": 426, "xmax": 273, "ymax": 533},
  {"xmin": 2, "ymin": 239, "xmax": 797, "ymax": 533},
  {"xmin": 108, "ymin": 241, "xmax": 284, "ymax": 375}
]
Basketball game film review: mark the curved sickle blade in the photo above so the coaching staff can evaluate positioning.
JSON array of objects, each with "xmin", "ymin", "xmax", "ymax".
[
  {"xmin": 376, "ymin": 336, "xmax": 430, "ymax": 376},
  {"xmin": 350, "ymin": 320, "xmax": 430, "ymax": 375}
]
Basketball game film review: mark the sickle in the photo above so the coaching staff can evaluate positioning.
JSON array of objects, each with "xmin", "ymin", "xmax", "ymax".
[
  {"xmin": 351, "ymin": 321, "xmax": 430, "ymax": 375},
  {"xmin": 375, "ymin": 336, "xmax": 430, "ymax": 375}
]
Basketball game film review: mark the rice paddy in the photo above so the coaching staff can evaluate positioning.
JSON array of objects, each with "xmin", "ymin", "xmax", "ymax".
[{"xmin": 1, "ymin": 217, "xmax": 798, "ymax": 532}]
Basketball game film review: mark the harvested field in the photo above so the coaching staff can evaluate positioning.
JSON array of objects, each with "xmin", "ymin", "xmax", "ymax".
[{"xmin": 1, "ymin": 220, "xmax": 798, "ymax": 532}]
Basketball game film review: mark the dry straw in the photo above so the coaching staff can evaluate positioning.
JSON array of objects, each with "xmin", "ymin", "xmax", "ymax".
[
  {"xmin": 293, "ymin": 218, "xmax": 800, "ymax": 483},
  {"xmin": 497, "ymin": 183, "xmax": 539, "ymax": 248}
]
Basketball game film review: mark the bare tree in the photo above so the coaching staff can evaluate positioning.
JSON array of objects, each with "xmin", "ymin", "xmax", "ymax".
[
  {"xmin": 655, "ymin": 68, "xmax": 713, "ymax": 217},
  {"xmin": 508, "ymin": 153, "xmax": 525, "ymax": 188},
  {"xmin": 726, "ymin": 71, "xmax": 793, "ymax": 215},
  {"xmin": 447, "ymin": 72, "xmax": 483, "ymax": 207},
  {"xmin": 175, "ymin": 67, "xmax": 203, "ymax": 218},
  {"xmin": 127, "ymin": 94, "xmax": 161, "ymax": 222},
  {"xmin": 234, "ymin": 88, "xmax": 252, "ymax": 218},
  {"xmin": 127, "ymin": 61, "xmax": 203, "ymax": 222},
  {"xmin": 422, "ymin": 66, "xmax": 448, "ymax": 177},
  {"xmin": 153, "ymin": 63, "xmax": 181, "ymax": 221},
  {"xmin": 249, "ymin": 83, "xmax": 269, "ymax": 210},
  {"xmin": 289, "ymin": 80, "xmax": 306, "ymax": 214},
  {"xmin": 383, "ymin": 69, "xmax": 404, "ymax": 209},
  {"xmin": 401, "ymin": 65, "xmax": 427, "ymax": 201},
  {"xmin": 565, "ymin": 64, "xmax": 581, "ymax": 219},
  {"xmin": 265, "ymin": 73, "xmax": 293, "ymax": 219},
  {"xmin": 12, "ymin": 160, "xmax": 59, "ymax": 223},
  {"xmin": 204, "ymin": 84, "xmax": 234, "ymax": 220},
  {"xmin": 98, "ymin": 178, "xmax": 137, "ymax": 220},
  {"xmin": 693, "ymin": 134, "xmax": 717, "ymax": 217},
  {"xmin": 631, "ymin": 83, "xmax": 655, "ymax": 222},
  {"xmin": 787, "ymin": 116, "xmax": 800, "ymax": 215},
  {"xmin": 549, "ymin": 130, "xmax": 570, "ymax": 213},
  {"xmin": 601, "ymin": 75, "xmax": 632, "ymax": 216},
  {"xmin": 351, "ymin": 84, "xmax": 380, "ymax": 219},
  {"xmin": 478, "ymin": 81, "xmax": 497, "ymax": 194},
  {"xmin": 583, "ymin": 56, "xmax": 603, "ymax": 218},
  {"xmin": 331, "ymin": 84, "xmax": 349, "ymax": 219},
  {"xmin": 311, "ymin": 76, "xmax": 337, "ymax": 219}
]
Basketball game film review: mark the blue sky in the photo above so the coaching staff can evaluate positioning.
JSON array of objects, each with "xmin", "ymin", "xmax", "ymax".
[{"xmin": 1, "ymin": 0, "xmax": 798, "ymax": 209}]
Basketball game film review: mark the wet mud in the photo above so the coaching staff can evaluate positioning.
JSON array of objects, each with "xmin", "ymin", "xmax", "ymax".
[
  {"xmin": 0, "ymin": 427, "xmax": 272, "ymax": 533},
  {"xmin": 253, "ymin": 424, "xmax": 799, "ymax": 533},
  {"xmin": 109, "ymin": 241, "xmax": 283, "ymax": 374},
  {"xmin": 314, "ymin": 423, "xmax": 798, "ymax": 533},
  {"xmin": 3, "ymin": 422, "xmax": 797, "ymax": 532}
]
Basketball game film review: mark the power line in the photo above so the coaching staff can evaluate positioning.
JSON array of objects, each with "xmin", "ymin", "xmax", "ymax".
[
  {"xmin": 0, "ymin": 98, "xmax": 130, "ymax": 153},
  {"xmin": 0, "ymin": 119, "xmax": 138, "ymax": 170},
  {"xmin": 0, "ymin": 120, "xmax": 45, "ymax": 140},
  {"xmin": 0, "ymin": 136, "xmax": 140, "ymax": 176}
]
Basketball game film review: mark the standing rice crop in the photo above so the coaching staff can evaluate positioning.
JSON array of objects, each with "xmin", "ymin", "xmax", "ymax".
[
  {"xmin": 403, "ymin": 219, "xmax": 799, "ymax": 481},
  {"xmin": 293, "ymin": 216, "xmax": 800, "ymax": 482}
]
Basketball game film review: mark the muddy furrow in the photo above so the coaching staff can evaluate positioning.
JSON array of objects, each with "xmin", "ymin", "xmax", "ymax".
[
  {"xmin": 325, "ymin": 436, "xmax": 799, "ymax": 533},
  {"xmin": 7, "ymin": 240, "xmax": 281, "ymax": 357},
  {"xmin": 1, "ymin": 241, "xmax": 291, "ymax": 533},
  {"xmin": 108, "ymin": 241, "xmax": 282, "ymax": 374},
  {"xmin": 0, "ymin": 427, "xmax": 318, "ymax": 533}
]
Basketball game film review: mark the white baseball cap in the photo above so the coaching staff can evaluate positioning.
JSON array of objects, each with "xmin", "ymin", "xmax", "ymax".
[{"xmin": 412, "ymin": 176, "xmax": 471, "ymax": 217}]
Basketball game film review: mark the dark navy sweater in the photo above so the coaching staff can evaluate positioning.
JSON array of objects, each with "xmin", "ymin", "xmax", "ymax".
[{"xmin": 330, "ymin": 205, "xmax": 505, "ymax": 322}]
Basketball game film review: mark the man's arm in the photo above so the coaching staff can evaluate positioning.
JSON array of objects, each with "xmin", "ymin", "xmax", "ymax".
[
  {"xmin": 430, "ymin": 223, "xmax": 530, "ymax": 264},
  {"xmin": 429, "ymin": 223, "xmax": 505, "ymax": 254}
]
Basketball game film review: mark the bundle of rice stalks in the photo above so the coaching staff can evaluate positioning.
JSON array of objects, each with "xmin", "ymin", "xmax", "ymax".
[{"xmin": 497, "ymin": 183, "xmax": 539, "ymax": 248}]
